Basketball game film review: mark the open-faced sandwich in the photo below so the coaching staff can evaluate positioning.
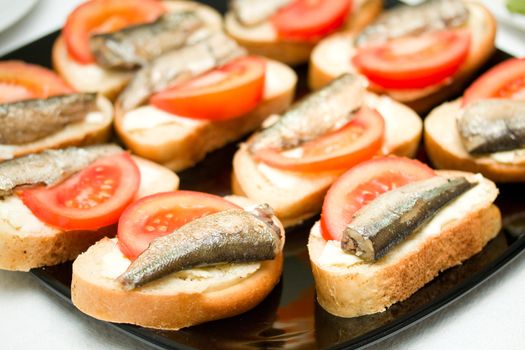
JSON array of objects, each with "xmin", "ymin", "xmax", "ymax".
[
  {"xmin": 0, "ymin": 61, "xmax": 113, "ymax": 161},
  {"xmin": 309, "ymin": 0, "xmax": 496, "ymax": 113},
  {"xmin": 425, "ymin": 58, "xmax": 525, "ymax": 182},
  {"xmin": 114, "ymin": 32, "xmax": 297, "ymax": 172},
  {"xmin": 53, "ymin": 0, "xmax": 222, "ymax": 98},
  {"xmin": 72, "ymin": 192, "xmax": 284, "ymax": 330},
  {"xmin": 224, "ymin": 0, "xmax": 383, "ymax": 65},
  {"xmin": 232, "ymin": 73, "xmax": 422, "ymax": 227},
  {"xmin": 0, "ymin": 145, "xmax": 179, "ymax": 271},
  {"xmin": 308, "ymin": 156, "xmax": 501, "ymax": 317}
]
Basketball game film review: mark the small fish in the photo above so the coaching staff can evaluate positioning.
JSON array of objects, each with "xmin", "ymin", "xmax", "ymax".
[
  {"xmin": 117, "ymin": 32, "xmax": 246, "ymax": 111},
  {"xmin": 355, "ymin": 0, "xmax": 469, "ymax": 47},
  {"xmin": 457, "ymin": 99, "xmax": 525, "ymax": 154},
  {"xmin": 90, "ymin": 11, "xmax": 206, "ymax": 69},
  {"xmin": 342, "ymin": 176, "xmax": 476, "ymax": 261},
  {"xmin": 0, "ymin": 144, "xmax": 122, "ymax": 198},
  {"xmin": 0, "ymin": 93, "xmax": 97, "ymax": 145},
  {"xmin": 247, "ymin": 73, "xmax": 364, "ymax": 153},
  {"xmin": 231, "ymin": 0, "xmax": 292, "ymax": 26},
  {"xmin": 118, "ymin": 204, "xmax": 282, "ymax": 290}
]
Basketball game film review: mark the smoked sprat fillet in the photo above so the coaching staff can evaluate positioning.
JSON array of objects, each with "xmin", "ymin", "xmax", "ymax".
[
  {"xmin": 119, "ymin": 205, "xmax": 282, "ymax": 290},
  {"xmin": 0, "ymin": 93, "xmax": 97, "ymax": 145}
]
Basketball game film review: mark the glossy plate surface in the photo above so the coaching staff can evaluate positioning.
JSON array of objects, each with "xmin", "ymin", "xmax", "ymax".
[{"xmin": 0, "ymin": 1, "xmax": 522, "ymax": 349}]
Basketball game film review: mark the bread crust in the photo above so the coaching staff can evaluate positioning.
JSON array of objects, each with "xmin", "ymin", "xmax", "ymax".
[
  {"xmin": 231, "ymin": 93, "xmax": 422, "ymax": 227},
  {"xmin": 424, "ymin": 99, "xmax": 525, "ymax": 182},
  {"xmin": 308, "ymin": 1, "xmax": 497, "ymax": 114},
  {"xmin": 114, "ymin": 59, "xmax": 297, "ymax": 172},
  {"xmin": 72, "ymin": 239, "xmax": 283, "ymax": 330},
  {"xmin": 308, "ymin": 171, "xmax": 501, "ymax": 317},
  {"xmin": 0, "ymin": 157, "xmax": 179, "ymax": 271},
  {"xmin": 225, "ymin": 0, "xmax": 382, "ymax": 65},
  {"xmin": 0, "ymin": 95, "xmax": 114, "ymax": 161}
]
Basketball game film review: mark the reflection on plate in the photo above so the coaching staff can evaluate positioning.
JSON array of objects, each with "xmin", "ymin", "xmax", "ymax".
[{"xmin": 0, "ymin": 0, "xmax": 37, "ymax": 34}]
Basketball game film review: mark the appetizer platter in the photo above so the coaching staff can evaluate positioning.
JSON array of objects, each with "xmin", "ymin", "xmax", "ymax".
[{"xmin": 0, "ymin": 0, "xmax": 523, "ymax": 349}]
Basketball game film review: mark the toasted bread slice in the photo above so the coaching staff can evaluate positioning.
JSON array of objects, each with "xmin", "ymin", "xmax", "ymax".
[
  {"xmin": 52, "ymin": 1, "xmax": 223, "ymax": 99},
  {"xmin": 0, "ymin": 95, "xmax": 113, "ymax": 161},
  {"xmin": 224, "ymin": 0, "xmax": 382, "ymax": 65},
  {"xmin": 232, "ymin": 93, "xmax": 422, "ymax": 227},
  {"xmin": 309, "ymin": 1, "xmax": 496, "ymax": 114},
  {"xmin": 308, "ymin": 170, "xmax": 501, "ymax": 317},
  {"xmin": 115, "ymin": 59, "xmax": 297, "ymax": 172},
  {"xmin": 424, "ymin": 99, "xmax": 525, "ymax": 182},
  {"xmin": 71, "ymin": 195, "xmax": 284, "ymax": 330},
  {"xmin": 0, "ymin": 156, "xmax": 179, "ymax": 271}
]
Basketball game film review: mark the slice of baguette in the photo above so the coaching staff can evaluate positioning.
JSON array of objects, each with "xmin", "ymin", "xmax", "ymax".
[
  {"xmin": 0, "ymin": 95, "xmax": 113, "ymax": 161},
  {"xmin": 424, "ymin": 99, "xmax": 525, "ymax": 182},
  {"xmin": 71, "ymin": 195, "xmax": 284, "ymax": 330},
  {"xmin": 224, "ymin": 0, "xmax": 382, "ymax": 65},
  {"xmin": 115, "ymin": 59, "xmax": 297, "ymax": 172},
  {"xmin": 52, "ymin": 1, "xmax": 223, "ymax": 99},
  {"xmin": 232, "ymin": 93, "xmax": 422, "ymax": 227},
  {"xmin": 308, "ymin": 170, "xmax": 501, "ymax": 318},
  {"xmin": 0, "ymin": 156, "xmax": 179, "ymax": 271},
  {"xmin": 308, "ymin": 0, "xmax": 496, "ymax": 114}
]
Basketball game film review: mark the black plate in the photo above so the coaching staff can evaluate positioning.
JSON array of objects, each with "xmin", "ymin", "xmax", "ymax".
[{"xmin": 1, "ymin": 1, "xmax": 522, "ymax": 349}]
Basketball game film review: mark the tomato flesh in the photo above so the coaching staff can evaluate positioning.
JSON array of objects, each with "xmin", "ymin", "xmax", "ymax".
[
  {"xmin": 0, "ymin": 61, "xmax": 73, "ymax": 103},
  {"xmin": 271, "ymin": 0, "xmax": 352, "ymax": 40},
  {"xmin": 353, "ymin": 30, "xmax": 471, "ymax": 90},
  {"xmin": 253, "ymin": 107, "xmax": 385, "ymax": 172},
  {"xmin": 20, "ymin": 153, "xmax": 140, "ymax": 231},
  {"xmin": 117, "ymin": 191, "xmax": 240, "ymax": 260},
  {"xmin": 320, "ymin": 157, "xmax": 435, "ymax": 241},
  {"xmin": 63, "ymin": 0, "xmax": 165, "ymax": 64},
  {"xmin": 463, "ymin": 58, "xmax": 525, "ymax": 105},
  {"xmin": 150, "ymin": 56, "xmax": 266, "ymax": 121}
]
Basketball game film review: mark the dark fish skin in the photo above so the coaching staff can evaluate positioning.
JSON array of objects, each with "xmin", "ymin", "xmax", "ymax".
[
  {"xmin": 356, "ymin": 0, "xmax": 469, "ymax": 47},
  {"xmin": 341, "ymin": 176, "xmax": 476, "ymax": 262},
  {"xmin": 118, "ymin": 204, "xmax": 282, "ymax": 290},
  {"xmin": 90, "ymin": 11, "xmax": 205, "ymax": 69},
  {"xmin": 0, "ymin": 93, "xmax": 97, "ymax": 145},
  {"xmin": 0, "ymin": 144, "xmax": 122, "ymax": 198},
  {"xmin": 457, "ymin": 99, "xmax": 525, "ymax": 154},
  {"xmin": 117, "ymin": 32, "xmax": 245, "ymax": 111},
  {"xmin": 247, "ymin": 73, "xmax": 364, "ymax": 153},
  {"xmin": 231, "ymin": 0, "xmax": 292, "ymax": 26}
]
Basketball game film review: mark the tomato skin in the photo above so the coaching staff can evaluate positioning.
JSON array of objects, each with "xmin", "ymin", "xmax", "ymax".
[
  {"xmin": 117, "ymin": 191, "xmax": 240, "ymax": 260},
  {"xmin": 0, "ymin": 61, "xmax": 74, "ymax": 103},
  {"xmin": 253, "ymin": 107, "xmax": 385, "ymax": 172},
  {"xmin": 20, "ymin": 153, "xmax": 140, "ymax": 231},
  {"xmin": 271, "ymin": 0, "xmax": 352, "ymax": 40},
  {"xmin": 353, "ymin": 30, "xmax": 471, "ymax": 90},
  {"xmin": 63, "ymin": 0, "xmax": 165, "ymax": 64},
  {"xmin": 463, "ymin": 58, "xmax": 525, "ymax": 105},
  {"xmin": 320, "ymin": 157, "xmax": 435, "ymax": 241},
  {"xmin": 150, "ymin": 57, "xmax": 266, "ymax": 121}
]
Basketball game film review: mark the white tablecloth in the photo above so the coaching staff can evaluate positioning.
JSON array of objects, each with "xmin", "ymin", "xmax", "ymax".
[{"xmin": 0, "ymin": 1, "xmax": 523, "ymax": 349}]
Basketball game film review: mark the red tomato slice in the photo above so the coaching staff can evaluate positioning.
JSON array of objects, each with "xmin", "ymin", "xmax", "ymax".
[
  {"xmin": 253, "ymin": 107, "xmax": 385, "ymax": 172},
  {"xmin": 463, "ymin": 58, "xmax": 525, "ymax": 105},
  {"xmin": 271, "ymin": 0, "xmax": 352, "ymax": 40},
  {"xmin": 353, "ymin": 30, "xmax": 471, "ymax": 90},
  {"xmin": 63, "ymin": 0, "xmax": 165, "ymax": 64},
  {"xmin": 320, "ymin": 157, "xmax": 435, "ymax": 241},
  {"xmin": 0, "ymin": 61, "xmax": 74, "ymax": 103},
  {"xmin": 150, "ymin": 56, "xmax": 266, "ymax": 121},
  {"xmin": 117, "ymin": 191, "xmax": 240, "ymax": 260},
  {"xmin": 20, "ymin": 153, "xmax": 140, "ymax": 231}
]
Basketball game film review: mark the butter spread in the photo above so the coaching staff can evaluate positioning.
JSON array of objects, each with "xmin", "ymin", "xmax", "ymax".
[{"xmin": 316, "ymin": 174, "xmax": 494, "ymax": 268}]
